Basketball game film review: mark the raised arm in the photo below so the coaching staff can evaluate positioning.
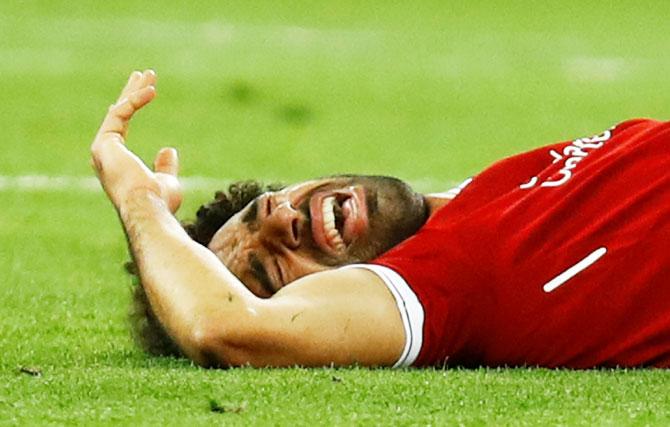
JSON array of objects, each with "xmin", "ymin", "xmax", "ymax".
[{"xmin": 91, "ymin": 71, "xmax": 405, "ymax": 367}]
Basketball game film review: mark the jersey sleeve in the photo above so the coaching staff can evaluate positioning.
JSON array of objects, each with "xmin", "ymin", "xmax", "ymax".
[
  {"xmin": 340, "ymin": 217, "xmax": 486, "ymax": 368},
  {"xmin": 340, "ymin": 264, "xmax": 425, "ymax": 367}
]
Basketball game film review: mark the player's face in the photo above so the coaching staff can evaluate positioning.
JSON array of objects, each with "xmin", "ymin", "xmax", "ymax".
[{"xmin": 208, "ymin": 175, "xmax": 427, "ymax": 297}]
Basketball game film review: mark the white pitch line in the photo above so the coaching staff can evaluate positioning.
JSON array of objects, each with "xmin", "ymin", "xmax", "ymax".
[
  {"xmin": 0, "ymin": 175, "xmax": 99, "ymax": 191},
  {"xmin": 0, "ymin": 175, "xmax": 458, "ymax": 193},
  {"xmin": 0, "ymin": 175, "xmax": 241, "ymax": 192}
]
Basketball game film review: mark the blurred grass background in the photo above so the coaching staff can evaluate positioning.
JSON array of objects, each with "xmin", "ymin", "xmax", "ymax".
[
  {"xmin": 1, "ymin": 0, "xmax": 668, "ymax": 182},
  {"xmin": 0, "ymin": 0, "xmax": 669, "ymax": 425}
]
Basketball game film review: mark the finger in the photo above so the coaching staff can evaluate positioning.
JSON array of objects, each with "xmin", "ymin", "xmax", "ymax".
[
  {"xmin": 153, "ymin": 147, "xmax": 179, "ymax": 176},
  {"xmin": 116, "ymin": 69, "xmax": 156, "ymax": 104},
  {"xmin": 98, "ymin": 85, "xmax": 156, "ymax": 139},
  {"xmin": 115, "ymin": 85, "xmax": 157, "ymax": 119},
  {"xmin": 141, "ymin": 69, "xmax": 157, "ymax": 88},
  {"xmin": 117, "ymin": 71, "xmax": 143, "ymax": 104}
]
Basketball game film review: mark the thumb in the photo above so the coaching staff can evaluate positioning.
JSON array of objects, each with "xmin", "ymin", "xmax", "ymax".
[{"xmin": 153, "ymin": 147, "xmax": 179, "ymax": 176}]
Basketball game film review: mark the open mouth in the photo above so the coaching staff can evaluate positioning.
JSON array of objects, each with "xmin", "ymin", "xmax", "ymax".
[{"xmin": 309, "ymin": 186, "xmax": 368, "ymax": 256}]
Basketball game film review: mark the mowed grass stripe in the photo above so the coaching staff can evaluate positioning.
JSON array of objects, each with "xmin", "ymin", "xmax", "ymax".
[{"xmin": 0, "ymin": 17, "xmax": 670, "ymax": 82}]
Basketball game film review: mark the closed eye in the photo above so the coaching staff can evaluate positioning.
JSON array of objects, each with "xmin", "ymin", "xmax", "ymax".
[{"xmin": 249, "ymin": 254, "xmax": 276, "ymax": 296}]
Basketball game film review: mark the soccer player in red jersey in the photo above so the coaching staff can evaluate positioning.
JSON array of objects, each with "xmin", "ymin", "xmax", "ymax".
[{"xmin": 92, "ymin": 71, "xmax": 669, "ymax": 368}]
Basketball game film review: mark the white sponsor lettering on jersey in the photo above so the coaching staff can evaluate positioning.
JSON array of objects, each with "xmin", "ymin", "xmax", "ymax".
[{"xmin": 520, "ymin": 128, "xmax": 614, "ymax": 190}]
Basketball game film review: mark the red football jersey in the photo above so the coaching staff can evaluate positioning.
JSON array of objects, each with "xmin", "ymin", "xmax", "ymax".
[{"xmin": 351, "ymin": 119, "xmax": 670, "ymax": 368}]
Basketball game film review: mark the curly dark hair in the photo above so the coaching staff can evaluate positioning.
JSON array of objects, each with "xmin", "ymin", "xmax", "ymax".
[{"xmin": 128, "ymin": 180, "xmax": 283, "ymax": 357}]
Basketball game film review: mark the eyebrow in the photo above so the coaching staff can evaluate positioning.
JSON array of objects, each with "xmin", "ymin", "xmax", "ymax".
[{"xmin": 249, "ymin": 254, "xmax": 275, "ymax": 296}]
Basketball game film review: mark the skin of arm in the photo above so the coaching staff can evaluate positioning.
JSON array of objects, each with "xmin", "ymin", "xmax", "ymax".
[{"xmin": 91, "ymin": 71, "xmax": 405, "ymax": 367}]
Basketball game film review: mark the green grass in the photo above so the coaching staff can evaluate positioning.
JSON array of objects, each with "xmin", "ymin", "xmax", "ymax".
[{"xmin": 1, "ymin": 0, "xmax": 669, "ymax": 425}]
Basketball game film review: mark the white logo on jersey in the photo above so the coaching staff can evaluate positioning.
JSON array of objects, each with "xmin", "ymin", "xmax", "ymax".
[
  {"xmin": 520, "ymin": 128, "xmax": 614, "ymax": 190},
  {"xmin": 543, "ymin": 247, "xmax": 607, "ymax": 293}
]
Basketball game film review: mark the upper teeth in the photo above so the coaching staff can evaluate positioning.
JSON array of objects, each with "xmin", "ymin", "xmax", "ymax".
[{"xmin": 322, "ymin": 196, "xmax": 345, "ymax": 251}]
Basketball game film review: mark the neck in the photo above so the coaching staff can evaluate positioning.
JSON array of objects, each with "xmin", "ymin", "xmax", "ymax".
[{"xmin": 423, "ymin": 194, "xmax": 451, "ymax": 217}]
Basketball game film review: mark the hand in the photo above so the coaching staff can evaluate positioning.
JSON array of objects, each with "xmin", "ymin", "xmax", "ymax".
[
  {"xmin": 153, "ymin": 147, "xmax": 183, "ymax": 214},
  {"xmin": 91, "ymin": 70, "xmax": 182, "ymax": 214}
]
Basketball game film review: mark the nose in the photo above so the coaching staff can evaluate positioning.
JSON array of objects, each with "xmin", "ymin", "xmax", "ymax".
[{"xmin": 261, "ymin": 198, "xmax": 301, "ymax": 249}]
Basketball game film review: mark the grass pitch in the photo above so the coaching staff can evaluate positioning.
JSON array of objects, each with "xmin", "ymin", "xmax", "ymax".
[{"xmin": 1, "ymin": 1, "xmax": 669, "ymax": 425}]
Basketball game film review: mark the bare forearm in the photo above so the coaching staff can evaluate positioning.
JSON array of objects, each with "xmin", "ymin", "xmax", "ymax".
[
  {"xmin": 92, "ymin": 70, "xmax": 405, "ymax": 368},
  {"xmin": 119, "ymin": 191, "xmax": 404, "ymax": 368},
  {"xmin": 120, "ymin": 190, "xmax": 254, "ymax": 364},
  {"xmin": 89, "ymin": 70, "xmax": 261, "ymax": 366}
]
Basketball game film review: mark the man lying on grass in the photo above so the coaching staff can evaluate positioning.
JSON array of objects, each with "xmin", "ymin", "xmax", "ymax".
[{"xmin": 92, "ymin": 70, "xmax": 670, "ymax": 369}]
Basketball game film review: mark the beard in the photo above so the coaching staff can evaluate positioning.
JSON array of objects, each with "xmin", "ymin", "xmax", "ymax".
[
  {"xmin": 300, "ymin": 175, "xmax": 429, "ymax": 266},
  {"xmin": 347, "ymin": 175, "xmax": 428, "ymax": 262}
]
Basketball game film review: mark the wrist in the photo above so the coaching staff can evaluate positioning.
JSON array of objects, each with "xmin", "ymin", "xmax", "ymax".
[{"xmin": 118, "ymin": 186, "xmax": 168, "ymax": 224}]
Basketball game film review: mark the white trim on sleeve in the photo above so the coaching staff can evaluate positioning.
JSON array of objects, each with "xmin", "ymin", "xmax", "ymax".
[{"xmin": 341, "ymin": 264, "xmax": 425, "ymax": 368}]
